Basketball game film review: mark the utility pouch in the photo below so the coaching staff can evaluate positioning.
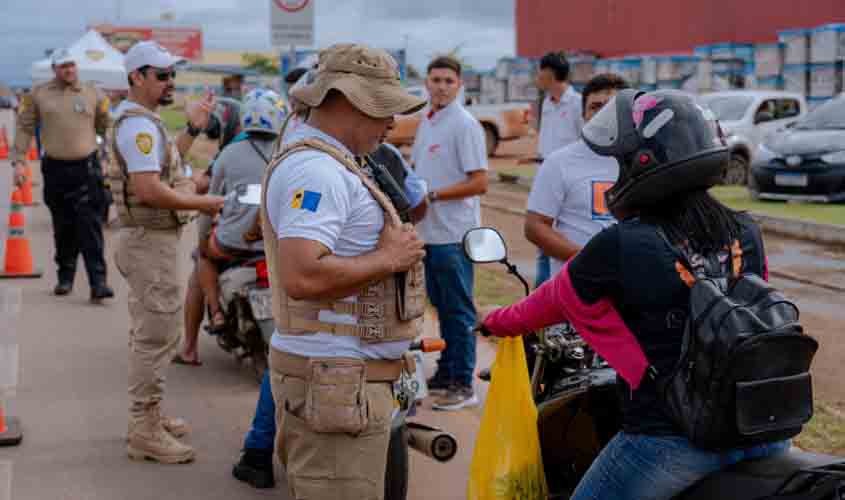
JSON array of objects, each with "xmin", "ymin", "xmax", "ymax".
[
  {"xmin": 304, "ymin": 358, "xmax": 369, "ymax": 434},
  {"xmin": 396, "ymin": 261, "xmax": 426, "ymax": 321}
]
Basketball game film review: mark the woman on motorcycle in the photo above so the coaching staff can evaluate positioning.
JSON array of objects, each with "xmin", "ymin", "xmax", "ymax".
[
  {"xmin": 196, "ymin": 88, "xmax": 286, "ymax": 331},
  {"xmin": 479, "ymin": 90, "xmax": 789, "ymax": 500}
]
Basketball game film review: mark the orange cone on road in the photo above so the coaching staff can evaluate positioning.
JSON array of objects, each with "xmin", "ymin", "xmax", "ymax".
[
  {"xmin": 0, "ymin": 399, "xmax": 22, "ymax": 446},
  {"xmin": 0, "ymin": 190, "xmax": 42, "ymax": 279},
  {"xmin": 19, "ymin": 165, "xmax": 35, "ymax": 206},
  {"xmin": 25, "ymin": 137, "xmax": 38, "ymax": 161},
  {"xmin": 0, "ymin": 127, "xmax": 9, "ymax": 160}
]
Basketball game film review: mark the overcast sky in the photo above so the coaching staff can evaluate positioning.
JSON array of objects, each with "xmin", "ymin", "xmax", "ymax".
[{"xmin": 0, "ymin": 0, "xmax": 515, "ymax": 86}]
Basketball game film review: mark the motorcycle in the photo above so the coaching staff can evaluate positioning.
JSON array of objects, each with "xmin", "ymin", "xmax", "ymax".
[{"xmin": 463, "ymin": 226, "xmax": 845, "ymax": 500}]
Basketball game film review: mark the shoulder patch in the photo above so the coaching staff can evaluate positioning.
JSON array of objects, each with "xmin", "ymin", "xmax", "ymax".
[{"xmin": 135, "ymin": 132, "xmax": 154, "ymax": 155}]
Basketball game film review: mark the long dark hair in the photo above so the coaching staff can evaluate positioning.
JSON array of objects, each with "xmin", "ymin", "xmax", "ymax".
[{"xmin": 639, "ymin": 189, "xmax": 742, "ymax": 254}]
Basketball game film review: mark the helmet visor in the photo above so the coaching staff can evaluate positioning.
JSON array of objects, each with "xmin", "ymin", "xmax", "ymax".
[{"xmin": 582, "ymin": 94, "xmax": 621, "ymax": 148}]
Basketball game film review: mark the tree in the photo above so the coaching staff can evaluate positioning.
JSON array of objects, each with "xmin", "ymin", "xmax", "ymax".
[{"xmin": 242, "ymin": 52, "xmax": 279, "ymax": 75}]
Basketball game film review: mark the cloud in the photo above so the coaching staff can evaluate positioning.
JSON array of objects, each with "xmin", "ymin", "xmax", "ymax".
[{"xmin": 0, "ymin": 0, "xmax": 514, "ymax": 85}]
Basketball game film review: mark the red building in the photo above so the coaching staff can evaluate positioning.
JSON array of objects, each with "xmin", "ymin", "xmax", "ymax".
[{"xmin": 516, "ymin": 0, "xmax": 845, "ymax": 57}]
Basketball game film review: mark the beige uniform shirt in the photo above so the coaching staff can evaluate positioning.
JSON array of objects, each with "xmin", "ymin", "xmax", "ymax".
[{"xmin": 13, "ymin": 78, "xmax": 111, "ymax": 162}]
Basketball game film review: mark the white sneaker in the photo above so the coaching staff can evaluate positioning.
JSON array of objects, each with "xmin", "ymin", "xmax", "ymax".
[{"xmin": 432, "ymin": 385, "xmax": 479, "ymax": 411}]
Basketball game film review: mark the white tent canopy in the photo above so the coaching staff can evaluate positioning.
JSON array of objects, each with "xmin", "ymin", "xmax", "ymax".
[{"xmin": 31, "ymin": 30, "xmax": 127, "ymax": 90}]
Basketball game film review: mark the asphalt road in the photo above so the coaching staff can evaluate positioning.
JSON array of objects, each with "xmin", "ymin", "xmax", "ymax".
[{"xmin": 0, "ymin": 161, "xmax": 496, "ymax": 500}]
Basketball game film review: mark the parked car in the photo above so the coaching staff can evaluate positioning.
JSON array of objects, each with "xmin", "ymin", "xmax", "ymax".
[
  {"xmin": 749, "ymin": 94, "xmax": 845, "ymax": 203},
  {"xmin": 698, "ymin": 90, "xmax": 807, "ymax": 185},
  {"xmin": 386, "ymin": 86, "xmax": 533, "ymax": 157}
]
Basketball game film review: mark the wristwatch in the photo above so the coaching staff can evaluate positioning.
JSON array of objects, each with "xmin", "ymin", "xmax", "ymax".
[
  {"xmin": 427, "ymin": 190, "xmax": 438, "ymax": 203},
  {"xmin": 185, "ymin": 121, "xmax": 202, "ymax": 137}
]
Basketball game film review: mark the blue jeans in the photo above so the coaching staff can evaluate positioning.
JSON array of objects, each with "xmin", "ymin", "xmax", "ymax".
[
  {"xmin": 572, "ymin": 432, "xmax": 790, "ymax": 500},
  {"xmin": 424, "ymin": 244, "xmax": 477, "ymax": 387},
  {"xmin": 243, "ymin": 369, "xmax": 276, "ymax": 450},
  {"xmin": 535, "ymin": 251, "xmax": 551, "ymax": 288}
]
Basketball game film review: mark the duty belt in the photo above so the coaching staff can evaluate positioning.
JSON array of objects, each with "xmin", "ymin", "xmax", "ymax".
[{"xmin": 270, "ymin": 349, "xmax": 415, "ymax": 383}]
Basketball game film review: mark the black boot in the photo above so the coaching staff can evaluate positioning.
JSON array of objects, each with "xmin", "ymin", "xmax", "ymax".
[
  {"xmin": 232, "ymin": 448, "xmax": 275, "ymax": 489},
  {"xmin": 90, "ymin": 284, "xmax": 115, "ymax": 303},
  {"xmin": 54, "ymin": 281, "xmax": 73, "ymax": 296}
]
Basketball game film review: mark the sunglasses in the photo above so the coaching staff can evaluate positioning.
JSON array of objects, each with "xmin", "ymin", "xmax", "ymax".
[{"xmin": 139, "ymin": 66, "xmax": 176, "ymax": 82}]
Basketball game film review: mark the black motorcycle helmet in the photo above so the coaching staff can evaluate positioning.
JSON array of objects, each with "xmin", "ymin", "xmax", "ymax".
[
  {"xmin": 204, "ymin": 97, "xmax": 242, "ymax": 150},
  {"xmin": 582, "ymin": 89, "xmax": 728, "ymax": 218}
]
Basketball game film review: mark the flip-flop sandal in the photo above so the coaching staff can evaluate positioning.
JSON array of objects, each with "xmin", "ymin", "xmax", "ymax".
[{"xmin": 172, "ymin": 354, "xmax": 203, "ymax": 366}]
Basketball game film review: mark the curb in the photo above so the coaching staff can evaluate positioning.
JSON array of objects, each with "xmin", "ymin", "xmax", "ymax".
[
  {"xmin": 480, "ymin": 198, "xmax": 844, "ymax": 293},
  {"xmin": 493, "ymin": 174, "xmax": 844, "ymax": 246}
]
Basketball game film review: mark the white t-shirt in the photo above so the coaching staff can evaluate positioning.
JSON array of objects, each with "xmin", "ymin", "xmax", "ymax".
[
  {"xmin": 411, "ymin": 99, "xmax": 488, "ymax": 245},
  {"xmin": 527, "ymin": 139, "xmax": 619, "ymax": 276},
  {"xmin": 114, "ymin": 100, "xmax": 167, "ymax": 174},
  {"xmin": 266, "ymin": 122, "xmax": 410, "ymax": 360},
  {"xmin": 537, "ymin": 86, "xmax": 583, "ymax": 159}
]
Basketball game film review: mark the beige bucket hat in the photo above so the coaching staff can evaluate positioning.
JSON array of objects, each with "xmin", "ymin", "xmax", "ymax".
[{"xmin": 291, "ymin": 44, "xmax": 426, "ymax": 119}]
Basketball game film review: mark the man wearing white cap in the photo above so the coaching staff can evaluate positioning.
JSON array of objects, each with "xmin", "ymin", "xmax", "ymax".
[
  {"xmin": 12, "ymin": 47, "xmax": 114, "ymax": 300},
  {"xmin": 260, "ymin": 43, "xmax": 427, "ymax": 499},
  {"xmin": 110, "ymin": 41, "xmax": 224, "ymax": 464}
]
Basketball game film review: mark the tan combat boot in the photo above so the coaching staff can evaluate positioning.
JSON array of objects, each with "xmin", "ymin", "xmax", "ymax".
[
  {"xmin": 127, "ymin": 415, "xmax": 190, "ymax": 441},
  {"xmin": 127, "ymin": 409, "xmax": 195, "ymax": 464}
]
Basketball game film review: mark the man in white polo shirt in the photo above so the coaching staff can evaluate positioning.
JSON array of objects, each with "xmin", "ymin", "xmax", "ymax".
[
  {"xmin": 532, "ymin": 51, "xmax": 584, "ymax": 287},
  {"xmin": 525, "ymin": 73, "xmax": 631, "ymax": 277},
  {"xmin": 412, "ymin": 55, "xmax": 488, "ymax": 410}
]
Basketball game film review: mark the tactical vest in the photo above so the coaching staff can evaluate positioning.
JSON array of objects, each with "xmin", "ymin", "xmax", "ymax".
[
  {"xmin": 260, "ymin": 138, "xmax": 426, "ymax": 344},
  {"xmin": 109, "ymin": 106, "xmax": 196, "ymax": 230}
]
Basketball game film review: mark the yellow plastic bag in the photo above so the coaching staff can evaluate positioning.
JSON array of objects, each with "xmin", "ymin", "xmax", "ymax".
[{"xmin": 468, "ymin": 337, "xmax": 548, "ymax": 500}]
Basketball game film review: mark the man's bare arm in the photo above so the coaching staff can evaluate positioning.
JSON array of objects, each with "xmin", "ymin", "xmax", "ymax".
[
  {"xmin": 431, "ymin": 170, "xmax": 488, "ymax": 200},
  {"xmin": 130, "ymin": 172, "xmax": 223, "ymax": 215},
  {"xmin": 524, "ymin": 211, "xmax": 581, "ymax": 262}
]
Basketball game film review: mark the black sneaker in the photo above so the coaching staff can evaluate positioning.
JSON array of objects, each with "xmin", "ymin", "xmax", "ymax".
[
  {"xmin": 426, "ymin": 373, "xmax": 452, "ymax": 395},
  {"xmin": 232, "ymin": 448, "xmax": 275, "ymax": 489}
]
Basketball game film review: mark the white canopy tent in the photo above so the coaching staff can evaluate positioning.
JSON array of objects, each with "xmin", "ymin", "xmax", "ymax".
[{"xmin": 31, "ymin": 30, "xmax": 128, "ymax": 90}]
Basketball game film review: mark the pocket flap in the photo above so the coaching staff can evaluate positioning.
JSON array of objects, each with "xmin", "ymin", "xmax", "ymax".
[{"xmin": 736, "ymin": 372, "xmax": 813, "ymax": 436}]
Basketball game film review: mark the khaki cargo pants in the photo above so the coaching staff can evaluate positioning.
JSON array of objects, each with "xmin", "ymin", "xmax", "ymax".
[
  {"xmin": 115, "ymin": 227, "xmax": 183, "ymax": 420},
  {"xmin": 269, "ymin": 349, "xmax": 395, "ymax": 500}
]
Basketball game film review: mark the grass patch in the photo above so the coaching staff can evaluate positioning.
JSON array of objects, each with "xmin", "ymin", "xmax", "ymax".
[
  {"xmin": 796, "ymin": 401, "xmax": 845, "ymax": 455},
  {"xmin": 711, "ymin": 186, "xmax": 844, "ymax": 226},
  {"xmin": 497, "ymin": 164, "xmax": 538, "ymax": 181},
  {"xmin": 160, "ymin": 107, "xmax": 187, "ymax": 132},
  {"xmin": 474, "ymin": 266, "xmax": 526, "ymax": 309}
]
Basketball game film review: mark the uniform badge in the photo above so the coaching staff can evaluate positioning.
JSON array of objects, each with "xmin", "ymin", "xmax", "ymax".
[
  {"xmin": 74, "ymin": 96, "xmax": 87, "ymax": 113},
  {"xmin": 135, "ymin": 133, "xmax": 154, "ymax": 155},
  {"xmin": 290, "ymin": 189, "xmax": 321, "ymax": 212}
]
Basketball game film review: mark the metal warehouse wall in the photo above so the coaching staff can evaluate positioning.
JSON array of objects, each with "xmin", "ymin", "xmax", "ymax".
[{"xmin": 516, "ymin": 0, "xmax": 845, "ymax": 57}]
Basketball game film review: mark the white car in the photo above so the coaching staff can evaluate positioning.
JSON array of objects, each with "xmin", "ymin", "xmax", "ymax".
[{"xmin": 698, "ymin": 90, "xmax": 808, "ymax": 185}]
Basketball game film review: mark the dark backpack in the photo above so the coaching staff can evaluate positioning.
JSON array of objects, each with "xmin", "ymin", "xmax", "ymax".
[{"xmin": 655, "ymin": 230, "xmax": 818, "ymax": 451}]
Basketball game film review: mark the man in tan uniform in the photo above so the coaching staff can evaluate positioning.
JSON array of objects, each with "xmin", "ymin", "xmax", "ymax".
[
  {"xmin": 12, "ymin": 48, "xmax": 114, "ymax": 300},
  {"xmin": 260, "ymin": 44, "xmax": 427, "ymax": 500},
  {"xmin": 111, "ymin": 41, "xmax": 224, "ymax": 464}
]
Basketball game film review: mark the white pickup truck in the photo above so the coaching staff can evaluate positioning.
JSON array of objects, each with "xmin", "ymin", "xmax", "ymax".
[{"xmin": 387, "ymin": 86, "xmax": 533, "ymax": 157}]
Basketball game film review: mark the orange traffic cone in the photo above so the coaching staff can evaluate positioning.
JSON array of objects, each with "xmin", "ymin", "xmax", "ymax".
[
  {"xmin": 0, "ymin": 190, "xmax": 42, "ymax": 279},
  {"xmin": 0, "ymin": 126, "xmax": 9, "ymax": 160},
  {"xmin": 25, "ymin": 137, "xmax": 38, "ymax": 161},
  {"xmin": 19, "ymin": 165, "xmax": 36, "ymax": 207},
  {"xmin": 0, "ymin": 399, "xmax": 22, "ymax": 446}
]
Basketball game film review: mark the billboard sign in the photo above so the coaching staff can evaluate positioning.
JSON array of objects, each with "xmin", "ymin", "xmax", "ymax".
[{"xmin": 90, "ymin": 24, "xmax": 203, "ymax": 60}]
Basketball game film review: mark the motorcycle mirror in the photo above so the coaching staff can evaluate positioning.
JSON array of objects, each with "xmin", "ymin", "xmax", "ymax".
[{"xmin": 462, "ymin": 227, "xmax": 507, "ymax": 264}]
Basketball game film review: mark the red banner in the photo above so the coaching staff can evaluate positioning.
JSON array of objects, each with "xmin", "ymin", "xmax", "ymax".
[{"xmin": 90, "ymin": 24, "xmax": 203, "ymax": 61}]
